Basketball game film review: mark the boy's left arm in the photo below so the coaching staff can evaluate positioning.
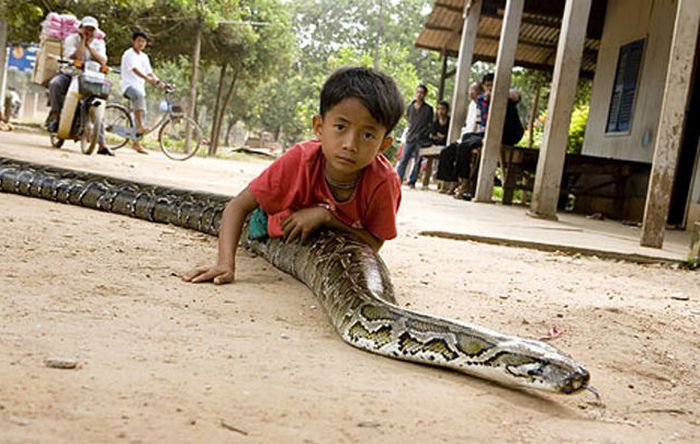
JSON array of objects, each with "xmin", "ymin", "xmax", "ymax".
[{"xmin": 281, "ymin": 207, "xmax": 384, "ymax": 252}]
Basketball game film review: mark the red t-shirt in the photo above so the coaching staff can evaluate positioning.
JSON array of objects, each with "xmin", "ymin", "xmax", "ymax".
[{"xmin": 248, "ymin": 139, "xmax": 401, "ymax": 240}]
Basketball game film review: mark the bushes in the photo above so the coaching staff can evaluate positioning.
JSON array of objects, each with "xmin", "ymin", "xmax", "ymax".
[{"xmin": 528, "ymin": 103, "xmax": 589, "ymax": 154}]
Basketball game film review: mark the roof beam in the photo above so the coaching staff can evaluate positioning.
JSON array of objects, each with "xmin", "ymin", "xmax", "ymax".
[
  {"xmin": 424, "ymin": 23, "xmax": 458, "ymax": 32},
  {"xmin": 434, "ymin": 2, "xmax": 464, "ymax": 14}
]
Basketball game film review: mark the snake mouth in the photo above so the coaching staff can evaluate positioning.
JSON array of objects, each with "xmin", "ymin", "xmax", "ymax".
[{"xmin": 561, "ymin": 368, "xmax": 591, "ymax": 394}]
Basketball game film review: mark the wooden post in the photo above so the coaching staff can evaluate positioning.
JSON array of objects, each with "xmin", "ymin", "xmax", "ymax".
[
  {"xmin": 528, "ymin": 0, "xmax": 592, "ymax": 219},
  {"xmin": 689, "ymin": 222, "xmax": 700, "ymax": 263},
  {"xmin": 447, "ymin": 0, "xmax": 482, "ymax": 145},
  {"xmin": 641, "ymin": 0, "xmax": 700, "ymax": 248},
  {"xmin": 474, "ymin": 0, "xmax": 524, "ymax": 202},
  {"xmin": 438, "ymin": 51, "xmax": 448, "ymax": 102}
]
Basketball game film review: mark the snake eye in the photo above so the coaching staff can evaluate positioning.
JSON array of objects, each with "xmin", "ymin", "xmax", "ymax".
[{"xmin": 527, "ymin": 366, "xmax": 543, "ymax": 377}]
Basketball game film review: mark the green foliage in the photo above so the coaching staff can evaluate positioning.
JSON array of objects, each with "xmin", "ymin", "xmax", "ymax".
[
  {"xmin": 1, "ymin": 1, "xmax": 45, "ymax": 43},
  {"xmin": 530, "ymin": 103, "xmax": 590, "ymax": 154},
  {"xmin": 567, "ymin": 104, "xmax": 589, "ymax": 154},
  {"xmin": 10, "ymin": 0, "xmax": 584, "ymax": 154}
]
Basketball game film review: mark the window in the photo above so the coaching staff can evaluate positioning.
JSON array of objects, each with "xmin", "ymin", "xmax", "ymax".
[{"xmin": 606, "ymin": 39, "xmax": 645, "ymax": 133}]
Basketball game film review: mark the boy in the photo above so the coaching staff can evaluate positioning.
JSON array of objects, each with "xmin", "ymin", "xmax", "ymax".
[
  {"xmin": 183, "ymin": 67, "xmax": 404, "ymax": 285},
  {"xmin": 120, "ymin": 30, "xmax": 167, "ymax": 154}
]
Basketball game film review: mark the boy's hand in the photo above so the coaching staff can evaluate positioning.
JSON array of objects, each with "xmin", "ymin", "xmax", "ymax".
[
  {"xmin": 282, "ymin": 207, "xmax": 330, "ymax": 244},
  {"xmin": 182, "ymin": 264, "xmax": 234, "ymax": 285}
]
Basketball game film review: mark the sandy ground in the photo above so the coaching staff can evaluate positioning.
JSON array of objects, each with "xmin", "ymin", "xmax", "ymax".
[{"xmin": 1, "ymin": 133, "xmax": 699, "ymax": 443}]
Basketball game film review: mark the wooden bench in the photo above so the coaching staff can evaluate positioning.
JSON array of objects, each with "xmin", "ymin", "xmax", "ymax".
[
  {"xmin": 418, "ymin": 145, "xmax": 444, "ymax": 188},
  {"xmin": 499, "ymin": 145, "xmax": 538, "ymax": 204},
  {"xmin": 417, "ymin": 144, "xmax": 535, "ymax": 195}
]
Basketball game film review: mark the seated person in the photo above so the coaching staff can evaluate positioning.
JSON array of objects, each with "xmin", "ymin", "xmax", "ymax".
[
  {"xmin": 182, "ymin": 66, "xmax": 404, "ymax": 285},
  {"xmin": 429, "ymin": 100, "xmax": 450, "ymax": 146},
  {"xmin": 120, "ymin": 30, "xmax": 168, "ymax": 154},
  {"xmin": 437, "ymin": 73, "xmax": 524, "ymax": 199},
  {"xmin": 46, "ymin": 16, "xmax": 112, "ymax": 156},
  {"xmin": 437, "ymin": 82, "xmax": 482, "ymax": 194}
]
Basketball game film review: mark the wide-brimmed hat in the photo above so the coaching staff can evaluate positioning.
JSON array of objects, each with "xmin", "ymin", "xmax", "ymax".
[{"xmin": 79, "ymin": 16, "xmax": 100, "ymax": 31}]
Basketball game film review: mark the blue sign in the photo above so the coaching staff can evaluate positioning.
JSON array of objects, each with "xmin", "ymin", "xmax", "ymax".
[{"xmin": 7, "ymin": 44, "xmax": 38, "ymax": 73}]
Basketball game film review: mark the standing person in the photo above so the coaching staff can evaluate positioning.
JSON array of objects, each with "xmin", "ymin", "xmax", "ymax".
[
  {"xmin": 45, "ymin": 16, "xmax": 112, "ymax": 155},
  {"xmin": 395, "ymin": 84, "xmax": 433, "ymax": 189},
  {"xmin": 183, "ymin": 66, "xmax": 404, "ymax": 285},
  {"xmin": 120, "ymin": 30, "xmax": 167, "ymax": 154}
]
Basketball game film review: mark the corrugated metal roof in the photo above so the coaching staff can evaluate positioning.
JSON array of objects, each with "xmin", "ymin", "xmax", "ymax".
[{"xmin": 415, "ymin": 0, "xmax": 607, "ymax": 76}]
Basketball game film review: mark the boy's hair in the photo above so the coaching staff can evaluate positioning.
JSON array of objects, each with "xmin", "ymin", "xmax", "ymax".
[
  {"xmin": 482, "ymin": 73, "xmax": 495, "ymax": 83},
  {"xmin": 437, "ymin": 100, "xmax": 450, "ymax": 110},
  {"xmin": 132, "ymin": 30, "xmax": 149, "ymax": 41},
  {"xmin": 320, "ymin": 66, "xmax": 404, "ymax": 135}
]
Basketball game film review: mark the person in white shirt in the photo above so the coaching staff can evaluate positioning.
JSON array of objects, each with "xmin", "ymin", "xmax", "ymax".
[
  {"xmin": 120, "ymin": 30, "xmax": 166, "ymax": 154},
  {"xmin": 461, "ymin": 81, "xmax": 485, "ymax": 136},
  {"xmin": 46, "ymin": 16, "xmax": 111, "ymax": 155}
]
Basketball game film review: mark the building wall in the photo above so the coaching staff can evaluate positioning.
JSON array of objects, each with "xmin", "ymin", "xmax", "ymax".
[{"xmin": 583, "ymin": 0, "xmax": 677, "ymax": 162}]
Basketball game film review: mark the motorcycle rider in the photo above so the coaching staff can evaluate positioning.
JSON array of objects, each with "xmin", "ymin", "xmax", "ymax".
[{"xmin": 46, "ymin": 16, "xmax": 113, "ymax": 156}]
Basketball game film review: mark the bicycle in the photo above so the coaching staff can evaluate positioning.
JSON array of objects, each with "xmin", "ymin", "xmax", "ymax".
[{"xmin": 103, "ymin": 85, "xmax": 203, "ymax": 161}]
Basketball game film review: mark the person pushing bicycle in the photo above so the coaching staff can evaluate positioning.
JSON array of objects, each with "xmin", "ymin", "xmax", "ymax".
[{"xmin": 119, "ymin": 30, "xmax": 167, "ymax": 154}]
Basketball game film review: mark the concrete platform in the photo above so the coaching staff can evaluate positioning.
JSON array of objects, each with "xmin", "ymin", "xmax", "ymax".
[{"xmin": 398, "ymin": 186, "xmax": 693, "ymax": 264}]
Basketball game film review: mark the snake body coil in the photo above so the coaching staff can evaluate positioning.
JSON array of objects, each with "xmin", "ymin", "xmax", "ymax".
[{"xmin": 0, "ymin": 157, "xmax": 590, "ymax": 394}]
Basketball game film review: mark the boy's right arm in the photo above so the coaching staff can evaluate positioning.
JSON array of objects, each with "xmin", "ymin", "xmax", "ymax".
[{"xmin": 182, "ymin": 188, "xmax": 259, "ymax": 285}]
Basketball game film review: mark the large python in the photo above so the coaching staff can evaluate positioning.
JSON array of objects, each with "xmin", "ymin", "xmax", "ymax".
[{"xmin": 0, "ymin": 156, "xmax": 593, "ymax": 395}]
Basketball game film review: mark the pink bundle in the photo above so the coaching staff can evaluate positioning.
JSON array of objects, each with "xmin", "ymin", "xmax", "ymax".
[{"xmin": 39, "ymin": 13, "xmax": 105, "ymax": 41}]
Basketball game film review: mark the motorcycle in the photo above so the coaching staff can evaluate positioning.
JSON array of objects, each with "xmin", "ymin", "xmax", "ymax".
[{"xmin": 50, "ymin": 59, "xmax": 113, "ymax": 154}]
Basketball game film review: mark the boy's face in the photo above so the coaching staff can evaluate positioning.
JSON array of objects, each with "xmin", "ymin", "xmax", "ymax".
[
  {"xmin": 437, "ymin": 104, "xmax": 448, "ymax": 117},
  {"xmin": 133, "ymin": 36, "xmax": 148, "ymax": 51},
  {"xmin": 313, "ymin": 97, "xmax": 393, "ymax": 183},
  {"xmin": 414, "ymin": 87, "xmax": 426, "ymax": 102},
  {"xmin": 483, "ymin": 80, "xmax": 494, "ymax": 94}
]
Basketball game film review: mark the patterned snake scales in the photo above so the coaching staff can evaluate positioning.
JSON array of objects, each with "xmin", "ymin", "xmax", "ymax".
[{"xmin": 0, "ymin": 156, "xmax": 593, "ymax": 395}]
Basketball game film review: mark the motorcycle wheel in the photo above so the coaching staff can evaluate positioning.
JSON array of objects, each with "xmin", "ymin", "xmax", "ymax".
[{"xmin": 80, "ymin": 102, "xmax": 102, "ymax": 155}]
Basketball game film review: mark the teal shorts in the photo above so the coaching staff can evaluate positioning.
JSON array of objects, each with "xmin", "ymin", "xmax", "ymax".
[{"xmin": 247, "ymin": 207, "xmax": 269, "ymax": 240}]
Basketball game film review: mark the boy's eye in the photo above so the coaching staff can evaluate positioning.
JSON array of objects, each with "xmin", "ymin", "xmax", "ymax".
[
  {"xmin": 333, "ymin": 124, "xmax": 345, "ymax": 131},
  {"xmin": 363, "ymin": 132, "xmax": 377, "ymax": 141}
]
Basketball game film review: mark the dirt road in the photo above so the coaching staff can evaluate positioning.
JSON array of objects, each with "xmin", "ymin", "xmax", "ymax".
[{"xmin": 1, "ymin": 132, "xmax": 698, "ymax": 443}]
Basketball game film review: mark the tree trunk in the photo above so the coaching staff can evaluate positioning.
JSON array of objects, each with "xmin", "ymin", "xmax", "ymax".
[
  {"xmin": 210, "ymin": 67, "xmax": 240, "ymax": 156},
  {"xmin": 187, "ymin": 23, "xmax": 202, "ymax": 122},
  {"xmin": 0, "ymin": 16, "xmax": 8, "ymax": 121},
  {"xmin": 374, "ymin": 0, "xmax": 384, "ymax": 69},
  {"xmin": 225, "ymin": 118, "xmax": 234, "ymax": 146},
  {"xmin": 528, "ymin": 76, "xmax": 542, "ymax": 149},
  {"xmin": 208, "ymin": 63, "xmax": 227, "ymax": 156}
]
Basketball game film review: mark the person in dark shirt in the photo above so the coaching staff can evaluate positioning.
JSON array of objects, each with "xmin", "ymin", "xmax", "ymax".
[
  {"xmin": 429, "ymin": 100, "xmax": 450, "ymax": 146},
  {"xmin": 396, "ymin": 84, "xmax": 434, "ymax": 188}
]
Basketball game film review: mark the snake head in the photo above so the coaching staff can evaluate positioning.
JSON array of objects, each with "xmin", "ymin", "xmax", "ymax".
[{"xmin": 497, "ymin": 340, "xmax": 590, "ymax": 394}]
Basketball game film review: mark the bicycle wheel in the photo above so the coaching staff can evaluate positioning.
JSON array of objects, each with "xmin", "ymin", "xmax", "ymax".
[
  {"xmin": 158, "ymin": 116, "xmax": 202, "ymax": 161},
  {"xmin": 103, "ymin": 103, "xmax": 133, "ymax": 150},
  {"xmin": 80, "ymin": 104, "xmax": 101, "ymax": 155}
]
